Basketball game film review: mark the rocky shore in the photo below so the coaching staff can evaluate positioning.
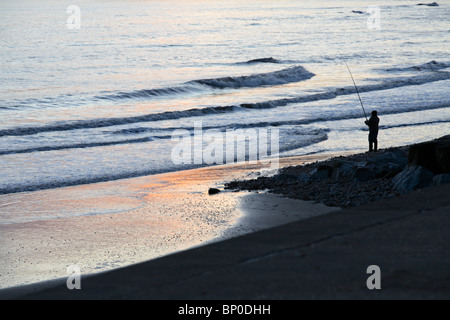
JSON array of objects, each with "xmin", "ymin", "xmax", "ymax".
[{"xmin": 225, "ymin": 135, "xmax": 450, "ymax": 208}]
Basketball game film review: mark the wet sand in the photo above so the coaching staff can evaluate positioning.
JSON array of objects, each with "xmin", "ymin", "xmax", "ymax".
[{"xmin": 0, "ymin": 153, "xmax": 340, "ymax": 292}]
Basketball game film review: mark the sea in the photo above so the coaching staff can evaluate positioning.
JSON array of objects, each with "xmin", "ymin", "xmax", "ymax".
[{"xmin": 1, "ymin": 0, "xmax": 449, "ymax": 221}]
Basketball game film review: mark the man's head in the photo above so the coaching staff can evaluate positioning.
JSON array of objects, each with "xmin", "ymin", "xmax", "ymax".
[{"xmin": 372, "ymin": 110, "xmax": 377, "ymax": 116}]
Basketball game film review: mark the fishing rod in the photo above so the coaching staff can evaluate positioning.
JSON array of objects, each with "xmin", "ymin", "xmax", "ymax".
[{"xmin": 343, "ymin": 60, "xmax": 368, "ymax": 121}]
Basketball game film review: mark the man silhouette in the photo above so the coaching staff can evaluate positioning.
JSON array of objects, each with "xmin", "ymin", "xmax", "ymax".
[{"xmin": 365, "ymin": 110, "xmax": 379, "ymax": 152}]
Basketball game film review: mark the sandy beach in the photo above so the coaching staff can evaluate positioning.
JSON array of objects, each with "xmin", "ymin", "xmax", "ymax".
[
  {"xmin": 0, "ymin": 152, "xmax": 340, "ymax": 293},
  {"xmin": 3, "ymin": 179, "xmax": 449, "ymax": 300},
  {"xmin": 2, "ymin": 0, "xmax": 449, "ymax": 302},
  {"xmin": 1, "ymin": 134, "xmax": 449, "ymax": 300}
]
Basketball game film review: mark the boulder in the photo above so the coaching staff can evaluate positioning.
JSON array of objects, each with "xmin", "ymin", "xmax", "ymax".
[
  {"xmin": 368, "ymin": 151, "xmax": 408, "ymax": 168},
  {"xmin": 417, "ymin": 2, "xmax": 439, "ymax": 6},
  {"xmin": 408, "ymin": 135, "xmax": 450, "ymax": 174},
  {"xmin": 246, "ymin": 57, "xmax": 280, "ymax": 64},
  {"xmin": 435, "ymin": 139, "xmax": 450, "ymax": 173},
  {"xmin": 297, "ymin": 173, "xmax": 311, "ymax": 183},
  {"xmin": 208, "ymin": 188, "xmax": 221, "ymax": 195},
  {"xmin": 392, "ymin": 165, "xmax": 434, "ymax": 193},
  {"xmin": 351, "ymin": 153, "xmax": 405, "ymax": 181},
  {"xmin": 311, "ymin": 164, "xmax": 333, "ymax": 181},
  {"xmin": 354, "ymin": 167, "xmax": 375, "ymax": 182},
  {"xmin": 331, "ymin": 160, "xmax": 357, "ymax": 179},
  {"xmin": 377, "ymin": 163, "xmax": 403, "ymax": 178}
]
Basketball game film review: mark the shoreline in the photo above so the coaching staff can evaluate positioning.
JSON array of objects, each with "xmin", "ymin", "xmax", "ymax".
[
  {"xmin": 1, "ymin": 134, "xmax": 448, "ymax": 298},
  {"xmin": 0, "ymin": 151, "xmax": 343, "ymax": 292},
  {"xmin": 0, "ymin": 192, "xmax": 340, "ymax": 299}
]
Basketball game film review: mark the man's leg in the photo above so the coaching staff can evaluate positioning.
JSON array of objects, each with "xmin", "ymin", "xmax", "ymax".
[{"xmin": 374, "ymin": 139, "xmax": 378, "ymax": 152}]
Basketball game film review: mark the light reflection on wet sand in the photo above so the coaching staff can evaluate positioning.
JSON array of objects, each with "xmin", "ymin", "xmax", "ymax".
[{"xmin": 0, "ymin": 153, "xmax": 343, "ymax": 289}]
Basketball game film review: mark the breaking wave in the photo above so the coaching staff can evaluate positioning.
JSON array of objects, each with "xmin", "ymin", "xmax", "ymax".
[
  {"xmin": 384, "ymin": 60, "xmax": 450, "ymax": 72},
  {"xmin": 1, "ymin": 71, "xmax": 449, "ymax": 138},
  {"xmin": 190, "ymin": 66, "xmax": 314, "ymax": 89},
  {"xmin": 3, "ymin": 104, "xmax": 449, "ymax": 157},
  {"xmin": 98, "ymin": 65, "xmax": 315, "ymax": 100}
]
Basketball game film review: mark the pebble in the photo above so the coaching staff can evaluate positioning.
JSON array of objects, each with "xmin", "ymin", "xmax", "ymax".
[{"xmin": 225, "ymin": 148, "xmax": 408, "ymax": 208}]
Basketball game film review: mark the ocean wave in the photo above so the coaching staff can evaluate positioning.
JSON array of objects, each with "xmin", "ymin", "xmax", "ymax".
[
  {"xmin": 0, "ymin": 168, "xmax": 181, "ymax": 195},
  {"xmin": 4, "ymin": 65, "xmax": 314, "ymax": 107},
  {"xmin": 0, "ymin": 105, "xmax": 239, "ymax": 137},
  {"xmin": 1, "ymin": 104, "xmax": 448, "ymax": 157},
  {"xmin": 103, "ymin": 114, "xmax": 450, "ymax": 138},
  {"xmin": 239, "ymin": 105, "xmax": 449, "ymax": 130},
  {"xmin": 235, "ymin": 71, "xmax": 450, "ymax": 110},
  {"xmin": 12, "ymin": 60, "xmax": 446, "ymax": 111},
  {"xmin": 188, "ymin": 66, "xmax": 315, "ymax": 89},
  {"xmin": 0, "ymin": 136, "xmax": 171, "ymax": 156},
  {"xmin": 384, "ymin": 60, "xmax": 450, "ymax": 72},
  {"xmin": 0, "ymin": 125, "xmax": 328, "ymax": 157},
  {"xmin": 0, "ymin": 128, "xmax": 328, "ymax": 195},
  {"xmin": 378, "ymin": 119, "xmax": 450, "ymax": 130},
  {"xmin": 97, "ymin": 86, "xmax": 197, "ymax": 100},
  {"xmin": 98, "ymin": 65, "xmax": 315, "ymax": 100},
  {"xmin": 1, "ymin": 71, "xmax": 449, "ymax": 138}
]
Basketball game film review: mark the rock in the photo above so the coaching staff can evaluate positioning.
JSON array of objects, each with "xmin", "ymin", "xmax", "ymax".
[
  {"xmin": 408, "ymin": 135, "xmax": 450, "ymax": 174},
  {"xmin": 390, "ymin": 147, "xmax": 409, "ymax": 159},
  {"xmin": 208, "ymin": 188, "xmax": 221, "ymax": 195},
  {"xmin": 368, "ymin": 151, "xmax": 408, "ymax": 168},
  {"xmin": 246, "ymin": 57, "xmax": 280, "ymax": 64},
  {"xmin": 354, "ymin": 167, "xmax": 375, "ymax": 182},
  {"xmin": 297, "ymin": 173, "xmax": 311, "ymax": 183},
  {"xmin": 331, "ymin": 160, "xmax": 356, "ymax": 179},
  {"xmin": 224, "ymin": 137, "xmax": 446, "ymax": 208},
  {"xmin": 435, "ymin": 139, "xmax": 450, "ymax": 173},
  {"xmin": 417, "ymin": 2, "xmax": 439, "ymax": 6},
  {"xmin": 408, "ymin": 142, "xmax": 437, "ymax": 173},
  {"xmin": 432, "ymin": 174, "xmax": 450, "ymax": 186},
  {"xmin": 311, "ymin": 165, "xmax": 333, "ymax": 181},
  {"xmin": 274, "ymin": 173, "xmax": 298, "ymax": 181},
  {"xmin": 392, "ymin": 165, "xmax": 434, "ymax": 193},
  {"xmin": 378, "ymin": 163, "xmax": 403, "ymax": 178},
  {"xmin": 357, "ymin": 161, "xmax": 403, "ymax": 181}
]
